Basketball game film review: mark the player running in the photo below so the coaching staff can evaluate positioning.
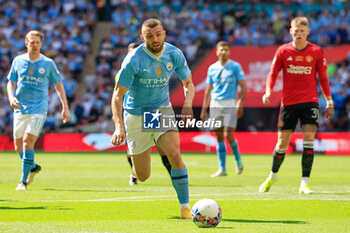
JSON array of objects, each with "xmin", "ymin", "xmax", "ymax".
[
  {"xmin": 111, "ymin": 18, "xmax": 195, "ymax": 218},
  {"xmin": 124, "ymin": 42, "xmax": 171, "ymax": 186},
  {"xmin": 7, "ymin": 30, "xmax": 70, "ymax": 191}
]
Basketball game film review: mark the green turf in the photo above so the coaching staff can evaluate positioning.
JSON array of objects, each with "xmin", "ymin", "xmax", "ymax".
[{"xmin": 0, "ymin": 152, "xmax": 349, "ymax": 233}]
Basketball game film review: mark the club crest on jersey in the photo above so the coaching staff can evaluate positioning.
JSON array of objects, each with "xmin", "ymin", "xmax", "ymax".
[
  {"xmin": 305, "ymin": 55, "xmax": 313, "ymax": 63},
  {"xmin": 28, "ymin": 68, "xmax": 34, "ymax": 75},
  {"xmin": 166, "ymin": 62, "xmax": 173, "ymax": 71},
  {"xmin": 295, "ymin": 56, "xmax": 304, "ymax": 62},
  {"xmin": 39, "ymin": 67, "xmax": 45, "ymax": 74},
  {"xmin": 156, "ymin": 67, "xmax": 162, "ymax": 77}
]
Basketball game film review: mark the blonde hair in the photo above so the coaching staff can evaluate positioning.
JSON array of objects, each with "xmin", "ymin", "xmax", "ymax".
[
  {"xmin": 25, "ymin": 30, "xmax": 44, "ymax": 42},
  {"xmin": 291, "ymin": 17, "xmax": 309, "ymax": 27}
]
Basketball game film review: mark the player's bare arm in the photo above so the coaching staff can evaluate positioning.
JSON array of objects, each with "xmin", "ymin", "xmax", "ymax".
[
  {"xmin": 181, "ymin": 74, "xmax": 195, "ymax": 122},
  {"xmin": 54, "ymin": 82, "xmax": 70, "ymax": 123},
  {"xmin": 6, "ymin": 80, "xmax": 21, "ymax": 109},
  {"xmin": 236, "ymin": 80, "xmax": 246, "ymax": 118},
  {"xmin": 111, "ymin": 84, "xmax": 128, "ymax": 146},
  {"xmin": 200, "ymin": 84, "xmax": 213, "ymax": 121}
]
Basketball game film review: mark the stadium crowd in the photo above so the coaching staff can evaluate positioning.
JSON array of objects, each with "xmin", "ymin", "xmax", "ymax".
[{"xmin": 0, "ymin": 0, "xmax": 349, "ymax": 135}]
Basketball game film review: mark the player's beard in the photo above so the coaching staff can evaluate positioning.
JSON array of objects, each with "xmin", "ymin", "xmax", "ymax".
[{"xmin": 146, "ymin": 41, "xmax": 163, "ymax": 54}]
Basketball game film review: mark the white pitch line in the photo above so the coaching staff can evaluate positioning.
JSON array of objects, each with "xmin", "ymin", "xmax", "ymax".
[{"xmin": 1, "ymin": 191, "xmax": 350, "ymax": 203}]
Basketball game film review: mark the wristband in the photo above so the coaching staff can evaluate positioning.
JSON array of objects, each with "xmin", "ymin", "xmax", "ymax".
[{"xmin": 326, "ymin": 100, "xmax": 334, "ymax": 105}]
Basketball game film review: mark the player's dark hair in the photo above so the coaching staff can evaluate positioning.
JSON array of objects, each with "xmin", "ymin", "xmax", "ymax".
[
  {"xmin": 141, "ymin": 18, "xmax": 163, "ymax": 32},
  {"xmin": 216, "ymin": 41, "xmax": 230, "ymax": 48}
]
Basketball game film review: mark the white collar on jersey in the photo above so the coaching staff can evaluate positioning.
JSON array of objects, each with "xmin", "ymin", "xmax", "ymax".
[
  {"xmin": 143, "ymin": 43, "xmax": 166, "ymax": 59},
  {"xmin": 23, "ymin": 53, "xmax": 44, "ymax": 63}
]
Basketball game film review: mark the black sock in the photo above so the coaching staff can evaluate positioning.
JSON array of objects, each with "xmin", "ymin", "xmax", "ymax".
[
  {"xmin": 272, "ymin": 148, "xmax": 286, "ymax": 173},
  {"xmin": 161, "ymin": 155, "xmax": 172, "ymax": 175},
  {"xmin": 302, "ymin": 142, "xmax": 314, "ymax": 177},
  {"xmin": 127, "ymin": 155, "xmax": 133, "ymax": 169}
]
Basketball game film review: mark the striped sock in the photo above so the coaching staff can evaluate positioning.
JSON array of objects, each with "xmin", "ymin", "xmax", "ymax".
[{"xmin": 171, "ymin": 167, "xmax": 189, "ymax": 205}]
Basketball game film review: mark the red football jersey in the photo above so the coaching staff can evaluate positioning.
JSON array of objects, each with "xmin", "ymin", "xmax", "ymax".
[{"xmin": 266, "ymin": 42, "xmax": 331, "ymax": 106}]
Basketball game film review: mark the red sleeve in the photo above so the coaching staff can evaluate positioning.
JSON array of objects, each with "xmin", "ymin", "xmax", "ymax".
[
  {"xmin": 317, "ymin": 49, "xmax": 332, "ymax": 98},
  {"xmin": 266, "ymin": 47, "xmax": 283, "ymax": 89}
]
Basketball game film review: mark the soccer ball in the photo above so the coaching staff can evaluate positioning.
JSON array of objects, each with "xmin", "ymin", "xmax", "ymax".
[{"xmin": 191, "ymin": 199, "xmax": 222, "ymax": 228}]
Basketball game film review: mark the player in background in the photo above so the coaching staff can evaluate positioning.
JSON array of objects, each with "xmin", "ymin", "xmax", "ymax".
[
  {"xmin": 259, "ymin": 17, "xmax": 334, "ymax": 194},
  {"xmin": 200, "ymin": 41, "xmax": 247, "ymax": 177},
  {"xmin": 125, "ymin": 42, "xmax": 171, "ymax": 186},
  {"xmin": 111, "ymin": 18, "xmax": 194, "ymax": 219},
  {"xmin": 7, "ymin": 30, "xmax": 70, "ymax": 191}
]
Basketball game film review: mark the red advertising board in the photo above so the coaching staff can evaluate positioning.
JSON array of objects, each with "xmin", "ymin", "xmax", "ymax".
[
  {"xmin": 1, "ymin": 132, "xmax": 349, "ymax": 155},
  {"xmin": 171, "ymin": 45, "xmax": 350, "ymax": 107}
]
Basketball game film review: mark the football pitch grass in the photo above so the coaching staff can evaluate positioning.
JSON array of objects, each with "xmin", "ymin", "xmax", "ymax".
[{"xmin": 0, "ymin": 152, "xmax": 349, "ymax": 233}]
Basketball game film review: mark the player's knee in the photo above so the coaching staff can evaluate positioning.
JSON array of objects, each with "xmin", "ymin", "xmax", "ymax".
[
  {"xmin": 23, "ymin": 137, "xmax": 36, "ymax": 149},
  {"xmin": 167, "ymin": 150, "xmax": 181, "ymax": 160},
  {"xmin": 276, "ymin": 141, "xmax": 288, "ymax": 150},
  {"xmin": 23, "ymin": 141, "xmax": 35, "ymax": 149}
]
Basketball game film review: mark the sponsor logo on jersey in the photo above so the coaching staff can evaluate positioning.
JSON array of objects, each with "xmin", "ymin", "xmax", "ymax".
[
  {"xmin": 287, "ymin": 56, "xmax": 293, "ymax": 61},
  {"xmin": 305, "ymin": 55, "xmax": 313, "ymax": 63},
  {"xmin": 139, "ymin": 76, "xmax": 170, "ymax": 87},
  {"xmin": 287, "ymin": 65, "xmax": 312, "ymax": 74},
  {"xmin": 166, "ymin": 62, "xmax": 173, "ymax": 71},
  {"xmin": 156, "ymin": 67, "xmax": 162, "ymax": 77},
  {"xmin": 21, "ymin": 75, "xmax": 44, "ymax": 84},
  {"xmin": 295, "ymin": 56, "xmax": 304, "ymax": 62}
]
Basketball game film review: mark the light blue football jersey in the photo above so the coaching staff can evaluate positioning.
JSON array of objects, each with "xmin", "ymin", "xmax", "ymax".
[
  {"xmin": 7, "ymin": 53, "xmax": 62, "ymax": 114},
  {"xmin": 116, "ymin": 42, "xmax": 191, "ymax": 115},
  {"xmin": 206, "ymin": 59, "xmax": 245, "ymax": 100}
]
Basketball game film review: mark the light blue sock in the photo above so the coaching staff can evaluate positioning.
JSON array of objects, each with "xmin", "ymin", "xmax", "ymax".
[
  {"xmin": 230, "ymin": 140, "xmax": 242, "ymax": 166},
  {"xmin": 171, "ymin": 167, "xmax": 189, "ymax": 204},
  {"xmin": 18, "ymin": 152, "xmax": 36, "ymax": 169},
  {"xmin": 20, "ymin": 149, "xmax": 35, "ymax": 184},
  {"xmin": 216, "ymin": 141, "xmax": 226, "ymax": 171}
]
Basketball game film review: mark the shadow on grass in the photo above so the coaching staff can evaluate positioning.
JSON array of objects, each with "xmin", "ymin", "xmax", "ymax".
[
  {"xmin": 0, "ymin": 206, "xmax": 72, "ymax": 210},
  {"xmin": 223, "ymin": 218, "xmax": 307, "ymax": 224}
]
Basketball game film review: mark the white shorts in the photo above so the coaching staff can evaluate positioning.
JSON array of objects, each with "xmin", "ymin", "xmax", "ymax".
[
  {"xmin": 124, "ymin": 104, "xmax": 178, "ymax": 155},
  {"xmin": 13, "ymin": 113, "xmax": 46, "ymax": 139},
  {"xmin": 209, "ymin": 99, "xmax": 237, "ymax": 129}
]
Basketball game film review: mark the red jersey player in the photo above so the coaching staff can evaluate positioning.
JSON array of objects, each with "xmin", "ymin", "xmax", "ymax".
[{"xmin": 259, "ymin": 17, "xmax": 334, "ymax": 194}]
